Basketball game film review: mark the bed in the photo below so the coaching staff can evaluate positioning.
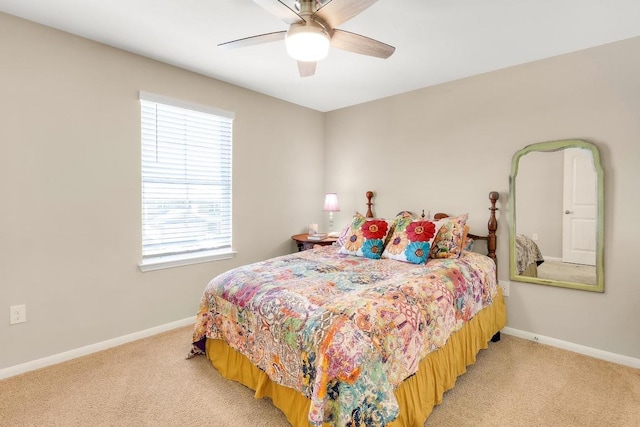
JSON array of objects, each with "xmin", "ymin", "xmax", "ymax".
[
  {"xmin": 515, "ymin": 234, "xmax": 544, "ymax": 277},
  {"xmin": 190, "ymin": 191, "xmax": 505, "ymax": 427}
]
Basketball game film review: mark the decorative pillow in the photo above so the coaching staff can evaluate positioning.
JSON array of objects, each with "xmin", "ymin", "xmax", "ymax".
[
  {"xmin": 382, "ymin": 217, "xmax": 444, "ymax": 264},
  {"xmin": 334, "ymin": 223, "xmax": 352, "ymax": 247},
  {"xmin": 385, "ymin": 210, "xmax": 416, "ymax": 244},
  {"xmin": 394, "ymin": 210, "xmax": 415, "ymax": 219},
  {"xmin": 429, "ymin": 214, "xmax": 469, "ymax": 259},
  {"xmin": 461, "ymin": 224, "xmax": 471, "ymax": 250},
  {"xmin": 463, "ymin": 236, "xmax": 475, "ymax": 252},
  {"xmin": 339, "ymin": 213, "xmax": 391, "ymax": 259}
]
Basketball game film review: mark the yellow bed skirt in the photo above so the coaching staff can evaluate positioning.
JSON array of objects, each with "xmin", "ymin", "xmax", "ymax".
[{"xmin": 206, "ymin": 289, "xmax": 506, "ymax": 427}]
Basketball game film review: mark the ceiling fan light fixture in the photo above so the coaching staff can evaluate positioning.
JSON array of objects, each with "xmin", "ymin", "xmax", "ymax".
[{"xmin": 286, "ymin": 23, "xmax": 330, "ymax": 62}]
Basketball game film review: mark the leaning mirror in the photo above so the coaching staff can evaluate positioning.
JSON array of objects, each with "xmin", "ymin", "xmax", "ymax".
[{"xmin": 509, "ymin": 139, "xmax": 604, "ymax": 292}]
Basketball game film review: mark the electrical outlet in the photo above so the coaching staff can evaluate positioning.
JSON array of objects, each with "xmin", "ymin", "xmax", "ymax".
[
  {"xmin": 10, "ymin": 305, "xmax": 26, "ymax": 325},
  {"xmin": 499, "ymin": 280, "xmax": 510, "ymax": 297},
  {"xmin": 532, "ymin": 233, "xmax": 539, "ymax": 241}
]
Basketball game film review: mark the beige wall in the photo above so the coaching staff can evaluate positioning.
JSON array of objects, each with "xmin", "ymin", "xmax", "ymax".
[
  {"xmin": 2, "ymin": 12, "xmax": 639, "ymax": 370},
  {"xmin": 0, "ymin": 13, "xmax": 325, "ymax": 369},
  {"xmin": 325, "ymin": 36, "xmax": 640, "ymax": 360}
]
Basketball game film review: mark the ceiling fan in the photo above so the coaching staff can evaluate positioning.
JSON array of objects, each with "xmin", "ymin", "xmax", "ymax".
[{"xmin": 219, "ymin": 0, "xmax": 395, "ymax": 77}]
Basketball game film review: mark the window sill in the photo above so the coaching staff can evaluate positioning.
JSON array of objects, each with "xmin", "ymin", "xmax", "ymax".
[{"xmin": 139, "ymin": 249, "xmax": 236, "ymax": 272}]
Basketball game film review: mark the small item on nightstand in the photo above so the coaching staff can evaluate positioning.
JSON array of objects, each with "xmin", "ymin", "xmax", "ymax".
[
  {"xmin": 307, "ymin": 233, "xmax": 328, "ymax": 241},
  {"xmin": 308, "ymin": 223, "xmax": 319, "ymax": 235}
]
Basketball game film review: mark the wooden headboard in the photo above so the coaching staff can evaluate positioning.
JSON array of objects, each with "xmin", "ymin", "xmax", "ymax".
[{"xmin": 364, "ymin": 190, "xmax": 499, "ymax": 271}]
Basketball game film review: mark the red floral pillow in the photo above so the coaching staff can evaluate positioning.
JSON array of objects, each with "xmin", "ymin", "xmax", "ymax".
[
  {"xmin": 382, "ymin": 217, "xmax": 444, "ymax": 264},
  {"xmin": 338, "ymin": 213, "xmax": 391, "ymax": 259}
]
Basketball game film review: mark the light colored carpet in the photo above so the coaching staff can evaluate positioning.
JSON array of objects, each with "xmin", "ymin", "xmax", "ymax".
[
  {"xmin": 537, "ymin": 260, "xmax": 597, "ymax": 285},
  {"xmin": 1, "ymin": 326, "xmax": 638, "ymax": 426}
]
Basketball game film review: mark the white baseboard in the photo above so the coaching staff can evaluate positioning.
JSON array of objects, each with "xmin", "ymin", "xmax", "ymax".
[
  {"xmin": 502, "ymin": 327, "xmax": 640, "ymax": 369},
  {"xmin": 0, "ymin": 316, "xmax": 196, "ymax": 380},
  {"xmin": 3, "ymin": 320, "xmax": 636, "ymax": 381}
]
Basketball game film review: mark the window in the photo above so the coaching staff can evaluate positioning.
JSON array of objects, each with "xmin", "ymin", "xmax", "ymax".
[{"xmin": 139, "ymin": 92, "xmax": 234, "ymax": 271}]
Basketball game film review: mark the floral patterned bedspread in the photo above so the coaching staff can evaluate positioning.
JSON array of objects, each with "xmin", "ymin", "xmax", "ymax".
[
  {"xmin": 515, "ymin": 234, "xmax": 545, "ymax": 274},
  {"xmin": 190, "ymin": 246, "xmax": 497, "ymax": 426}
]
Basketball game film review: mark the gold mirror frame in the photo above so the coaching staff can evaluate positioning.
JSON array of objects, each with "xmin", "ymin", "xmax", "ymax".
[{"xmin": 509, "ymin": 139, "xmax": 604, "ymax": 292}]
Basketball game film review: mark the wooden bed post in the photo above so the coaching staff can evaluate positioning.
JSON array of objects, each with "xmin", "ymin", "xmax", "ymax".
[
  {"xmin": 365, "ymin": 191, "xmax": 374, "ymax": 218},
  {"xmin": 488, "ymin": 191, "xmax": 501, "ymax": 343},
  {"xmin": 487, "ymin": 191, "xmax": 499, "ymax": 279}
]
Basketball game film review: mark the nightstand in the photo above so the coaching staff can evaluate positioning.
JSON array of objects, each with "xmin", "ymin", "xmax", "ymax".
[{"xmin": 291, "ymin": 234, "xmax": 338, "ymax": 252}]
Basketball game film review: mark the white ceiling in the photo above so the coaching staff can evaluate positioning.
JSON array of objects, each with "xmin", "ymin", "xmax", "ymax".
[{"xmin": 2, "ymin": 0, "xmax": 640, "ymax": 112}]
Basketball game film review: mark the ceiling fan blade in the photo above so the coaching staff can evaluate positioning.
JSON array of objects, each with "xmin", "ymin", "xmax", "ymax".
[
  {"xmin": 297, "ymin": 61, "xmax": 317, "ymax": 77},
  {"xmin": 330, "ymin": 29, "xmax": 395, "ymax": 59},
  {"xmin": 218, "ymin": 31, "xmax": 286, "ymax": 49},
  {"xmin": 253, "ymin": 0, "xmax": 304, "ymax": 24},
  {"xmin": 313, "ymin": 0, "xmax": 378, "ymax": 28}
]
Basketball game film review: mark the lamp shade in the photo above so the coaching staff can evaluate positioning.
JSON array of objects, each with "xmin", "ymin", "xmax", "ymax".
[
  {"xmin": 286, "ymin": 23, "xmax": 330, "ymax": 62},
  {"xmin": 323, "ymin": 193, "xmax": 340, "ymax": 212}
]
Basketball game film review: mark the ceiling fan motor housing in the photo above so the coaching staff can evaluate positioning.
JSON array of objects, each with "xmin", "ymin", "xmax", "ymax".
[
  {"xmin": 286, "ymin": 21, "xmax": 330, "ymax": 62},
  {"xmin": 294, "ymin": 0, "xmax": 330, "ymax": 12}
]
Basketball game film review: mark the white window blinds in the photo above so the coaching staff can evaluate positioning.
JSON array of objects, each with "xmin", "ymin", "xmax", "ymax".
[{"xmin": 140, "ymin": 93, "xmax": 233, "ymax": 263}]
